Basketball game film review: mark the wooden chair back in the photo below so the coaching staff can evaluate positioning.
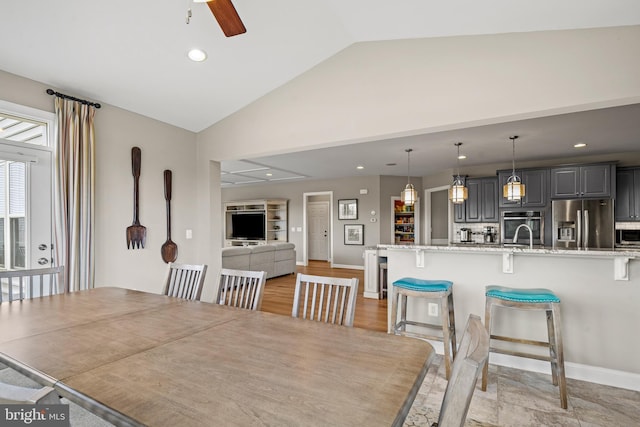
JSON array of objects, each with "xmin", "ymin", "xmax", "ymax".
[
  {"xmin": 292, "ymin": 273, "xmax": 358, "ymax": 327},
  {"xmin": 163, "ymin": 263, "xmax": 207, "ymax": 301},
  {"xmin": 216, "ymin": 268, "xmax": 266, "ymax": 310},
  {"xmin": 433, "ymin": 314, "xmax": 489, "ymax": 427},
  {"xmin": 0, "ymin": 266, "xmax": 65, "ymax": 303}
]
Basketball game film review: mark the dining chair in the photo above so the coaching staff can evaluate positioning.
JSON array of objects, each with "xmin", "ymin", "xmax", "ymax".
[
  {"xmin": 291, "ymin": 273, "xmax": 359, "ymax": 327},
  {"xmin": 216, "ymin": 268, "xmax": 266, "ymax": 310},
  {"xmin": 0, "ymin": 266, "xmax": 65, "ymax": 303},
  {"xmin": 0, "ymin": 381, "xmax": 61, "ymax": 404},
  {"xmin": 162, "ymin": 263, "xmax": 208, "ymax": 301},
  {"xmin": 431, "ymin": 314, "xmax": 490, "ymax": 427}
]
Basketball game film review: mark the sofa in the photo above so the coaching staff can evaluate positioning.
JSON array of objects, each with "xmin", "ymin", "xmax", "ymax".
[{"xmin": 221, "ymin": 242, "xmax": 296, "ymax": 279}]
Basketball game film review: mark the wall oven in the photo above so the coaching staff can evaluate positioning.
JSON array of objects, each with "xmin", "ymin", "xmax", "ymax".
[{"xmin": 501, "ymin": 211, "xmax": 544, "ymax": 246}]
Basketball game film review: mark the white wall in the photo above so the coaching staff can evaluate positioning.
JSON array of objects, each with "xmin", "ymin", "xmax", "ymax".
[
  {"xmin": 198, "ymin": 26, "xmax": 640, "ymax": 162},
  {"xmin": 0, "ymin": 70, "xmax": 203, "ymax": 297}
]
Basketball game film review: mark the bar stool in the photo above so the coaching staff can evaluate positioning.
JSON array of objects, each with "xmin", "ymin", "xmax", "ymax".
[
  {"xmin": 391, "ymin": 277, "xmax": 457, "ymax": 379},
  {"xmin": 481, "ymin": 285, "xmax": 567, "ymax": 409}
]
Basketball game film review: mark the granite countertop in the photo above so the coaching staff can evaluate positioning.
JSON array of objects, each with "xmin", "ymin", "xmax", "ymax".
[{"xmin": 375, "ymin": 243, "xmax": 640, "ymax": 258}]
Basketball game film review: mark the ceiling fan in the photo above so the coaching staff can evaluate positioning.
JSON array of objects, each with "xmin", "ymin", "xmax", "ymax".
[{"xmin": 192, "ymin": 0, "xmax": 246, "ymax": 37}]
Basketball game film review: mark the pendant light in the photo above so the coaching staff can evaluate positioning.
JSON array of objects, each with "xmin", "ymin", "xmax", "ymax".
[
  {"xmin": 449, "ymin": 142, "xmax": 468, "ymax": 204},
  {"xmin": 401, "ymin": 148, "xmax": 417, "ymax": 207},
  {"xmin": 503, "ymin": 135, "xmax": 525, "ymax": 201}
]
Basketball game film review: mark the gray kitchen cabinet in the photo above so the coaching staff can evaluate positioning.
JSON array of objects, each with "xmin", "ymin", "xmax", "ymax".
[
  {"xmin": 550, "ymin": 164, "xmax": 612, "ymax": 199},
  {"xmin": 454, "ymin": 177, "xmax": 498, "ymax": 223},
  {"xmin": 498, "ymin": 168, "xmax": 548, "ymax": 208},
  {"xmin": 616, "ymin": 167, "xmax": 640, "ymax": 221}
]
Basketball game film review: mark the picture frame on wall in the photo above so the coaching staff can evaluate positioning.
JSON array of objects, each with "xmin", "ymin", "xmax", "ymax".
[
  {"xmin": 344, "ymin": 224, "xmax": 364, "ymax": 245},
  {"xmin": 338, "ymin": 199, "xmax": 358, "ymax": 220}
]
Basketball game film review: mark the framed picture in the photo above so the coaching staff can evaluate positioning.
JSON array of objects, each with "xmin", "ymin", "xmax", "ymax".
[
  {"xmin": 338, "ymin": 199, "xmax": 358, "ymax": 220},
  {"xmin": 344, "ymin": 224, "xmax": 364, "ymax": 245}
]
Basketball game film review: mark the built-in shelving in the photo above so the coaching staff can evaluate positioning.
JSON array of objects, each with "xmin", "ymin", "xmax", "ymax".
[
  {"xmin": 224, "ymin": 199, "xmax": 288, "ymax": 246},
  {"xmin": 391, "ymin": 197, "xmax": 420, "ymax": 244}
]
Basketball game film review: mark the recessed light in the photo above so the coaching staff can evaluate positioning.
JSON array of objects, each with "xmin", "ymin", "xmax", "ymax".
[
  {"xmin": 188, "ymin": 48, "xmax": 207, "ymax": 62},
  {"xmin": 266, "ymin": 173, "xmax": 273, "ymax": 177},
  {"xmin": 356, "ymin": 165, "xmax": 364, "ymax": 170},
  {"xmin": 574, "ymin": 143, "xmax": 587, "ymax": 148},
  {"xmin": 386, "ymin": 163, "xmax": 397, "ymax": 167},
  {"xmin": 457, "ymin": 155, "xmax": 467, "ymax": 160}
]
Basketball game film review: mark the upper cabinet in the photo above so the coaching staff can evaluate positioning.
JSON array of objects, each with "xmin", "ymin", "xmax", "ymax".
[
  {"xmin": 550, "ymin": 164, "xmax": 613, "ymax": 199},
  {"xmin": 454, "ymin": 177, "xmax": 498, "ymax": 223},
  {"xmin": 497, "ymin": 168, "xmax": 549, "ymax": 208},
  {"xmin": 616, "ymin": 167, "xmax": 640, "ymax": 221}
]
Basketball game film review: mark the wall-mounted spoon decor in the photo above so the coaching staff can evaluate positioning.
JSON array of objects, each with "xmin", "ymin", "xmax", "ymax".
[{"xmin": 161, "ymin": 169, "xmax": 178, "ymax": 263}]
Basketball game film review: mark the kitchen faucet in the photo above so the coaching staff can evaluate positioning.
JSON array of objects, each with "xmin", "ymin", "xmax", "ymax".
[{"xmin": 513, "ymin": 223, "xmax": 533, "ymax": 249}]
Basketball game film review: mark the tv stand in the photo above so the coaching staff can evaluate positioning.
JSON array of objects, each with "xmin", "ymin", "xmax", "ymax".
[{"xmin": 224, "ymin": 199, "xmax": 288, "ymax": 247}]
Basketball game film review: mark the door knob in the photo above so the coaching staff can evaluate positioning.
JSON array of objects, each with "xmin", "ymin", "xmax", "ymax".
[
  {"xmin": 38, "ymin": 244, "xmax": 48, "ymax": 251},
  {"xmin": 37, "ymin": 257, "xmax": 49, "ymax": 265}
]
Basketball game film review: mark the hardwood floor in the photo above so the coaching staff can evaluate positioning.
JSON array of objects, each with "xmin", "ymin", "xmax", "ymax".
[{"xmin": 261, "ymin": 260, "xmax": 388, "ymax": 332}]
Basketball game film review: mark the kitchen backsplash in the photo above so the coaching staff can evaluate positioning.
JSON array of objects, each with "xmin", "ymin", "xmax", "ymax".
[{"xmin": 452, "ymin": 222, "xmax": 501, "ymax": 244}]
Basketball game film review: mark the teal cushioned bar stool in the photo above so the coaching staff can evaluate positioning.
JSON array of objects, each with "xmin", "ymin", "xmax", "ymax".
[
  {"xmin": 481, "ymin": 285, "xmax": 567, "ymax": 409},
  {"xmin": 391, "ymin": 277, "xmax": 457, "ymax": 379}
]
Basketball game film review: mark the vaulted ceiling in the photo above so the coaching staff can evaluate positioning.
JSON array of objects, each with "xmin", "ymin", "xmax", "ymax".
[{"xmin": 2, "ymin": 1, "xmax": 640, "ymax": 182}]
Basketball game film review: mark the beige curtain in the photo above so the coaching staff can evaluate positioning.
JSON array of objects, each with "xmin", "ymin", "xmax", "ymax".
[{"xmin": 53, "ymin": 98, "xmax": 96, "ymax": 292}]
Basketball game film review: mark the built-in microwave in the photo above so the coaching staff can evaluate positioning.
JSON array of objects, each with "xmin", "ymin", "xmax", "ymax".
[
  {"xmin": 615, "ymin": 228, "xmax": 640, "ymax": 248},
  {"xmin": 501, "ymin": 211, "xmax": 544, "ymax": 246}
]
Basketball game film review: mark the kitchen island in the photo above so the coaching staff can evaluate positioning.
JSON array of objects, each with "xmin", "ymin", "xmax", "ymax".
[{"xmin": 366, "ymin": 244, "xmax": 640, "ymax": 391}]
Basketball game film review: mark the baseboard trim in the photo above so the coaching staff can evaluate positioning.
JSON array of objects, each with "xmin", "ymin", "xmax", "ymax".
[
  {"xmin": 330, "ymin": 264, "xmax": 364, "ymax": 270},
  {"xmin": 426, "ymin": 340, "xmax": 640, "ymax": 392}
]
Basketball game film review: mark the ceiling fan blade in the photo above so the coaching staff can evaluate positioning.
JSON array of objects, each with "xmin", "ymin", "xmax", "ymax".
[{"xmin": 206, "ymin": 0, "xmax": 246, "ymax": 37}]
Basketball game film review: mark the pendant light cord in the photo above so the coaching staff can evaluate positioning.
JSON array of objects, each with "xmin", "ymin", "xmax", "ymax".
[
  {"xmin": 510, "ymin": 135, "xmax": 519, "ymax": 178},
  {"xmin": 405, "ymin": 148, "xmax": 412, "ymax": 185}
]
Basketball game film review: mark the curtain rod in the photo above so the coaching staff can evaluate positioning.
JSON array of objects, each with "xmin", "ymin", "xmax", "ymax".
[{"xmin": 46, "ymin": 89, "xmax": 101, "ymax": 109}]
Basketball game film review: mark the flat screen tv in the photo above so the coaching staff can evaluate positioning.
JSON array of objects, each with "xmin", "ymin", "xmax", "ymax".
[{"xmin": 231, "ymin": 212, "xmax": 265, "ymax": 240}]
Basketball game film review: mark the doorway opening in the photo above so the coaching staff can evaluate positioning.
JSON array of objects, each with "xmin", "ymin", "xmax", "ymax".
[
  {"xmin": 0, "ymin": 100, "xmax": 55, "ymax": 270},
  {"xmin": 302, "ymin": 191, "xmax": 333, "ymax": 267},
  {"xmin": 424, "ymin": 185, "xmax": 452, "ymax": 245}
]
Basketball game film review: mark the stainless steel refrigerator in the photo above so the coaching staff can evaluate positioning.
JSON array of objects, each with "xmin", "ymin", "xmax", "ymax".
[{"xmin": 552, "ymin": 199, "xmax": 614, "ymax": 249}]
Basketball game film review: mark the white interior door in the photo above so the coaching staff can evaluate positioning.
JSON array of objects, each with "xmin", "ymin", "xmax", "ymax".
[
  {"xmin": 0, "ymin": 139, "xmax": 53, "ymax": 270},
  {"xmin": 308, "ymin": 202, "xmax": 329, "ymax": 261}
]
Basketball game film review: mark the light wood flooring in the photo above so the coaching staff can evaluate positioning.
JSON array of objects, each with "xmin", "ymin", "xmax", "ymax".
[{"xmin": 261, "ymin": 260, "xmax": 388, "ymax": 331}]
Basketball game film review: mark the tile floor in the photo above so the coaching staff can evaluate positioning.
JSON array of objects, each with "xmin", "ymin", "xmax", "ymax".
[{"xmin": 405, "ymin": 355, "xmax": 640, "ymax": 427}]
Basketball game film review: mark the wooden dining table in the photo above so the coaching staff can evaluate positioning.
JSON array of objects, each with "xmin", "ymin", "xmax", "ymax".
[{"xmin": 0, "ymin": 287, "xmax": 435, "ymax": 426}]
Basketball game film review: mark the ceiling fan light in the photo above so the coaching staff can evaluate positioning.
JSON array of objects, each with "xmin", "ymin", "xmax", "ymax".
[
  {"xmin": 188, "ymin": 48, "xmax": 207, "ymax": 62},
  {"xmin": 402, "ymin": 183, "xmax": 417, "ymax": 207}
]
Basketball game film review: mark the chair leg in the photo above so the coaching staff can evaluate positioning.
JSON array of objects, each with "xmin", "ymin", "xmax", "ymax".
[
  {"xmin": 400, "ymin": 294, "xmax": 408, "ymax": 333},
  {"xmin": 551, "ymin": 304, "xmax": 568, "ymax": 409},
  {"xmin": 546, "ymin": 310, "xmax": 559, "ymax": 386},
  {"xmin": 448, "ymin": 292, "xmax": 457, "ymax": 360},
  {"xmin": 391, "ymin": 289, "xmax": 399, "ymax": 334},
  {"xmin": 481, "ymin": 299, "xmax": 492, "ymax": 391},
  {"xmin": 440, "ymin": 295, "xmax": 452, "ymax": 380}
]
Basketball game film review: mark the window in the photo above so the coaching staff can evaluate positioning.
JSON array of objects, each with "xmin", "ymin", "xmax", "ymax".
[{"xmin": 0, "ymin": 161, "xmax": 26, "ymax": 268}]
